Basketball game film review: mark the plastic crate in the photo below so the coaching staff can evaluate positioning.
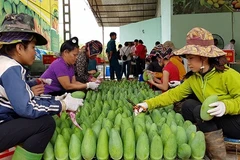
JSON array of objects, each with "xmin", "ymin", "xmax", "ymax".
[
  {"xmin": 0, "ymin": 147, "xmax": 16, "ymax": 160},
  {"xmin": 42, "ymin": 55, "xmax": 57, "ymax": 64}
]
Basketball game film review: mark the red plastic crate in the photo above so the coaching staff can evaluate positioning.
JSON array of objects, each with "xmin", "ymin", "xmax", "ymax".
[
  {"xmin": 42, "ymin": 55, "xmax": 57, "ymax": 64},
  {"xmin": 0, "ymin": 147, "xmax": 16, "ymax": 160}
]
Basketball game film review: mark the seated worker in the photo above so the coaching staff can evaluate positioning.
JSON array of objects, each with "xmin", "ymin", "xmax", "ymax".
[
  {"xmin": 148, "ymin": 47, "xmax": 180, "ymax": 92},
  {"xmin": 163, "ymin": 41, "xmax": 186, "ymax": 80},
  {"xmin": 41, "ymin": 37, "xmax": 99, "ymax": 96},
  {"xmin": 147, "ymin": 44, "xmax": 164, "ymax": 79},
  {"xmin": 0, "ymin": 13, "xmax": 82, "ymax": 160},
  {"xmin": 75, "ymin": 40, "xmax": 103, "ymax": 83},
  {"xmin": 134, "ymin": 27, "xmax": 240, "ymax": 160}
]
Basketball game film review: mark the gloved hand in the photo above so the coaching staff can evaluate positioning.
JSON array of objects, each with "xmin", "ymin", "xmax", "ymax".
[
  {"xmin": 55, "ymin": 92, "xmax": 68, "ymax": 101},
  {"xmin": 168, "ymin": 81, "xmax": 181, "ymax": 88},
  {"xmin": 87, "ymin": 82, "xmax": 100, "ymax": 90},
  {"xmin": 62, "ymin": 93, "xmax": 83, "ymax": 111},
  {"xmin": 207, "ymin": 101, "xmax": 226, "ymax": 117},
  {"xmin": 133, "ymin": 102, "xmax": 148, "ymax": 116}
]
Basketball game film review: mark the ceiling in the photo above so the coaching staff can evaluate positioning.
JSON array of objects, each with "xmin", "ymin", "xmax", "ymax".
[{"xmin": 87, "ymin": 0, "xmax": 159, "ymax": 27}]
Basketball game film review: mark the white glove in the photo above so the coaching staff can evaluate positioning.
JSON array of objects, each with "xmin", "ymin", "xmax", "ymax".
[
  {"xmin": 134, "ymin": 102, "xmax": 148, "ymax": 116},
  {"xmin": 207, "ymin": 101, "xmax": 226, "ymax": 117},
  {"xmin": 87, "ymin": 82, "xmax": 99, "ymax": 90},
  {"xmin": 55, "ymin": 92, "xmax": 67, "ymax": 101},
  {"xmin": 62, "ymin": 93, "xmax": 83, "ymax": 111},
  {"xmin": 168, "ymin": 81, "xmax": 181, "ymax": 88},
  {"xmin": 42, "ymin": 78, "xmax": 52, "ymax": 85}
]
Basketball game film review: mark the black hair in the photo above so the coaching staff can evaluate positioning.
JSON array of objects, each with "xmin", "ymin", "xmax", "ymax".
[
  {"xmin": 124, "ymin": 42, "xmax": 128, "ymax": 46},
  {"xmin": 118, "ymin": 44, "xmax": 122, "ymax": 48},
  {"xmin": 139, "ymin": 40, "xmax": 143, "ymax": 44},
  {"xmin": 183, "ymin": 55, "xmax": 229, "ymax": 79},
  {"xmin": 155, "ymin": 41, "xmax": 160, "ymax": 46},
  {"xmin": 134, "ymin": 39, "xmax": 138, "ymax": 43},
  {"xmin": 60, "ymin": 37, "xmax": 79, "ymax": 56},
  {"xmin": 151, "ymin": 55, "xmax": 157, "ymax": 62},
  {"xmin": 214, "ymin": 38, "xmax": 218, "ymax": 46},
  {"xmin": 110, "ymin": 32, "xmax": 116, "ymax": 37},
  {"xmin": 230, "ymin": 39, "xmax": 235, "ymax": 44},
  {"xmin": 0, "ymin": 41, "xmax": 31, "ymax": 56}
]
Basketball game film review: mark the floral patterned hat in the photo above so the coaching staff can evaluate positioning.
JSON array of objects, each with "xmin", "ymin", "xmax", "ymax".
[{"xmin": 174, "ymin": 27, "xmax": 226, "ymax": 57}]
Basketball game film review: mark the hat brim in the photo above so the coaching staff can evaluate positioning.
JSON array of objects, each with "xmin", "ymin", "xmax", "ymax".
[
  {"xmin": 33, "ymin": 32, "xmax": 48, "ymax": 45},
  {"xmin": 0, "ymin": 30, "xmax": 47, "ymax": 46},
  {"xmin": 173, "ymin": 45, "xmax": 226, "ymax": 57}
]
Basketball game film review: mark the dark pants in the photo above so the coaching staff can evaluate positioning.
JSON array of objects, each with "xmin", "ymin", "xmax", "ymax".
[
  {"xmin": 0, "ymin": 115, "xmax": 55, "ymax": 153},
  {"xmin": 181, "ymin": 99, "xmax": 240, "ymax": 139},
  {"xmin": 136, "ymin": 58, "xmax": 145, "ymax": 76},
  {"xmin": 121, "ymin": 60, "xmax": 131, "ymax": 79},
  {"xmin": 110, "ymin": 58, "xmax": 121, "ymax": 81}
]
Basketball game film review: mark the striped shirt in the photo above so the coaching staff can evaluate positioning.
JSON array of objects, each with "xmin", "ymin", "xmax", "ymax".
[{"xmin": 0, "ymin": 55, "xmax": 61, "ymax": 124}]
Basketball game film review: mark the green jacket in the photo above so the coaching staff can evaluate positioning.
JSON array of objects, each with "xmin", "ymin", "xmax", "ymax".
[{"xmin": 145, "ymin": 66, "xmax": 240, "ymax": 115}]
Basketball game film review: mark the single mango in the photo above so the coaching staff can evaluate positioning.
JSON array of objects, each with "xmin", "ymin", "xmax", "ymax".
[{"xmin": 200, "ymin": 95, "xmax": 218, "ymax": 121}]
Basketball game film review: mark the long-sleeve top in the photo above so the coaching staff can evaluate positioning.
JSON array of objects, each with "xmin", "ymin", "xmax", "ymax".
[
  {"xmin": 75, "ymin": 51, "xmax": 90, "ymax": 83},
  {"xmin": 0, "ymin": 55, "xmax": 62, "ymax": 124},
  {"xmin": 145, "ymin": 66, "xmax": 240, "ymax": 115}
]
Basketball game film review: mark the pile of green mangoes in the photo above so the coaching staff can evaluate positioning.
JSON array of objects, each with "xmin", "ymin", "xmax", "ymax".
[{"xmin": 44, "ymin": 80, "xmax": 206, "ymax": 160}]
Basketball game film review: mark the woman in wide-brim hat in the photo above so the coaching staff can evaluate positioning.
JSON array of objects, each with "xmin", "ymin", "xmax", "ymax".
[
  {"xmin": 134, "ymin": 27, "xmax": 240, "ymax": 159},
  {"xmin": 0, "ymin": 13, "xmax": 83, "ymax": 160}
]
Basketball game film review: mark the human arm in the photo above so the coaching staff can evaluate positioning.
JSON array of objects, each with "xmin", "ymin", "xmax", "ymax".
[
  {"xmin": 218, "ymin": 68, "xmax": 240, "ymax": 115},
  {"xmin": 72, "ymin": 76, "xmax": 99, "ymax": 90},
  {"xmin": 58, "ymin": 75, "xmax": 87, "ymax": 90},
  {"xmin": 148, "ymin": 70, "xmax": 170, "ymax": 91},
  {"xmin": 2, "ymin": 66, "xmax": 62, "ymax": 118},
  {"xmin": 145, "ymin": 78, "xmax": 192, "ymax": 110},
  {"xmin": 88, "ymin": 70, "xmax": 97, "ymax": 75}
]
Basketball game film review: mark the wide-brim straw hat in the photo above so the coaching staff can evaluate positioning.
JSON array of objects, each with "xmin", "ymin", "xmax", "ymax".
[{"xmin": 174, "ymin": 27, "xmax": 226, "ymax": 57}]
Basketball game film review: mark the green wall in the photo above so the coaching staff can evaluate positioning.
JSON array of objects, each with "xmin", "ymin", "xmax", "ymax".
[
  {"xmin": 171, "ymin": 12, "xmax": 240, "ymax": 60},
  {"xmin": 233, "ymin": 12, "xmax": 240, "ymax": 60},
  {"xmin": 120, "ymin": 17, "xmax": 161, "ymax": 52},
  {"xmin": 120, "ymin": 12, "xmax": 240, "ymax": 62}
]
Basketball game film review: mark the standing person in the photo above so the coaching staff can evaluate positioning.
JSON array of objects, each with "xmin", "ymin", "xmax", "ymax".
[
  {"xmin": 75, "ymin": 40, "xmax": 102, "ymax": 83},
  {"xmin": 135, "ymin": 39, "xmax": 147, "ymax": 76},
  {"xmin": 41, "ymin": 38, "xmax": 100, "ymax": 96},
  {"xmin": 155, "ymin": 41, "xmax": 160, "ymax": 46},
  {"xmin": 131, "ymin": 39, "xmax": 139, "ymax": 56},
  {"xmin": 106, "ymin": 32, "xmax": 121, "ymax": 81},
  {"xmin": 134, "ymin": 27, "xmax": 240, "ymax": 160},
  {"xmin": 224, "ymin": 39, "xmax": 236, "ymax": 50},
  {"xmin": 117, "ymin": 44, "xmax": 122, "ymax": 61},
  {"xmin": 131, "ymin": 39, "xmax": 138, "ymax": 78},
  {"xmin": 120, "ymin": 42, "xmax": 132, "ymax": 79},
  {"xmin": 148, "ymin": 47, "xmax": 180, "ymax": 92},
  {"xmin": 0, "ymin": 13, "xmax": 83, "ymax": 160}
]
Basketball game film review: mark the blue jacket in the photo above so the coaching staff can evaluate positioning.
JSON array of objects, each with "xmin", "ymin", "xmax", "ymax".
[{"xmin": 0, "ymin": 56, "xmax": 62, "ymax": 124}]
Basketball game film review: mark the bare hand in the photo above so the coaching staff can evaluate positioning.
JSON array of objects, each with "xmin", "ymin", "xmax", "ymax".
[
  {"xmin": 148, "ymin": 79, "xmax": 154, "ymax": 84},
  {"xmin": 90, "ymin": 77, "xmax": 97, "ymax": 82},
  {"xmin": 88, "ymin": 70, "xmax": 97, "ymax": 75},
  {"xmin": 31, "ymin": 84, "xmax": 45, "ymax": 96}
]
